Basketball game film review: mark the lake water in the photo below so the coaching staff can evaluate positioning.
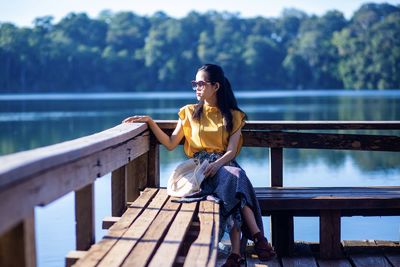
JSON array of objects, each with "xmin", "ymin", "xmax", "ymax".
[{"xmin": 0, "ymin": 90, "xmax": 399, "ymax": 267}]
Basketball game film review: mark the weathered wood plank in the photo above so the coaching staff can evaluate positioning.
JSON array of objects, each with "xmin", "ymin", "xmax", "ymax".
[
  {"xmin": 112, "ymin": 166, "xmax": 126, "ymax": 217},
  {"xmin": 102, "ymin": 216, "xmax": 120, "ymax": 230},
  {"xmin": 0, "ymin": 123, "xmax": 148, "ymax": 189},
  {"xmin": 256, "ymin": 187, "xmax": 400, "ymax": 212},
  {"xmin": 75, "ymin": 183, "xmax": 95, "ymax": 250},
  {"xmin": 184, "ymin": 201, "xmax": 215, "ymax": 267},
  {"xmin": 317, "ymin": 259, "xmax": 352, "ymax": 267},
  {"xmin": 385, "ymin": 253, "xmax": 400, "ymax": 266},
  {"xmin": 281, "ymin": 256, "xmax": 318, "ymax": 267},
  {"xmin": 320, "ymin": 210, "xmax": 342, "ymax": 259},
  {"xmin": 349, "ymin": 255, "xmax": 392, "ymax": 267},
  {"xmin": 148, "ymin": 202, "xmax": 197, "ymax": 267},
  {"xmin": 97, "ymin": 189, "xmax": 169, "ymax": 267},
  {"xmin": 256, "ymin": 186, "xmax": 400, "ymax": 194},
  {"xmin": 242, "ymin": 131, "xmax": 400, "ymax": 151},
  {"xmin": 246, "ymin": 256, "xmax": 281, "ymax": 267},
  {"xmin": 122, "ymin": 198, "xmax": 181, "ymax": 267},
  {"xmin": 74, "ymin": 188, "xmax": 158, "ymax": 266},
  {"xmin": 65, "ymin": 250, "xmax": 87, "ymax": 267},
  {"xmin": 0, "ymin": 210, "xmax": 36, "ymax": 267},
  {"xmin": 374, "ymin": 240, "xmax": 400, "ymax": 252},
  {"xmin": 342, "ymin": 240, "xmax": 380, "ymax": 254},
  {"xmin": 0, "ymin": 133, "xmax": 149, "ymax": 235},
  {"xmin": 207, "ymin": 202, "xmax": 220, "ymax": 267},
  {"xmin": 156, "ymin": 120, "xmax": 400, "ymax": 131},
  {"xmin": 157, "ymin": 121, "xmax": 400, "ymax": 151}
]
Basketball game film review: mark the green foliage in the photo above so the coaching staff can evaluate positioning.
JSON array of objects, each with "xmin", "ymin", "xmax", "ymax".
[{"xmin": 0, "ymin": 3, "xmax": 399, "ymax": 92}]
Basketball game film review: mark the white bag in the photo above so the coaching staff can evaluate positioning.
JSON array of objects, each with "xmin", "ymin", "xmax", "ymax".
[{"xmin": 167, "ymin": 158, "xmax": 209, "ymax": 197}]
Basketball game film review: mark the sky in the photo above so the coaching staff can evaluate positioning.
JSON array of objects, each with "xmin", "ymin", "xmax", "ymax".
[{"xmin": 0, "ymin": 0, "xmax": 399, "ymax": 27}]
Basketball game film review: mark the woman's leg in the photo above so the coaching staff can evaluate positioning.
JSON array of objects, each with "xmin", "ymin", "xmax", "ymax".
[
  {"xmin": 242, "ymin": 205, "xmax": 260, "ymax": 236},
  {"xmin": 230, "ymin": 226, "xmax": 241, "ymax": 255},
  {"xmin": 242, "ymin": 205, "xmax": 276, "ymax": 260}
]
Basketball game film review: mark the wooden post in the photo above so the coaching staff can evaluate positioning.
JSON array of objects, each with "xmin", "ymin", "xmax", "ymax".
[
  {"xmin": 112, "ymin": 165, "xmax": 126, "ymax": 216},
  {"xmin": 320, "ymin": 210, "xmax": 342, "ymax": 259},
  {"xmin": 75, "ymin": 183, "xmax": 95, "ymax": 251},
  {"xmin": 147, "ymin": 134, "xmax": 160, "ymax": 188},
  {"xmin": 0, "ymin": 210, "xmax": 36, "ymax": 267},
  {"xmin": 270, "ymin": 213, "xmax": 294, "ymax": 256},
  {"xmin": 269, "ymin": 147, "xmax": 294, "ymax": 256},
  {"xmin": 126, "ymin": 153, "xmax": 148, "ymax": 202},
  {"xmin": 269, "ymin": 147, "xmax": 283, "ymax": 187}
]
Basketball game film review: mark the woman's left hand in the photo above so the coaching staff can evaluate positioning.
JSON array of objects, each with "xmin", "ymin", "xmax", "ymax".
[
  {"xmin": 204, "ymin": 162, "xmax": 223, "ymax": 178},
  {"xmin": 122, "ymin": 115, "xmax": 152, "ymax": 123}
]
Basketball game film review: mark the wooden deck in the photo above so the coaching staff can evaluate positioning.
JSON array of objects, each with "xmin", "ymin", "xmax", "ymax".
[
  {"xmin": 69, "ymin": 188, "xmax": 220, "ymax": 267},
  {"xmin": 218, "ymin": 240, "xmax": 400, "ymax": 267},
  {"xmin": 0, "ymin": 121, "xmax": 399, "ymax": 267}
]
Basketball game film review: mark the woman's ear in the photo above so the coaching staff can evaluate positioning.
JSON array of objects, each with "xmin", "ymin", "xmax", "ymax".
[{"xmin": 215, "ymin": 82, "xmax": 220, "ymax": 91}]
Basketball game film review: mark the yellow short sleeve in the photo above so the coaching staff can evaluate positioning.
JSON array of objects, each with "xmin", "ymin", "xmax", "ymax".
[
  {"xmin": 231, "ymin": 110, "xmax": 246, "ymax": 135},
  {"xmin": 178, "ymin": 106, "xmax": 186, "ymax": 121}
]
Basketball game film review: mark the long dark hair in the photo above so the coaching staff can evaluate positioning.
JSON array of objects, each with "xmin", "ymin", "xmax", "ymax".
[{"xmin": 192, "ymin": 64, "xmax": 246, "ymax": 132}]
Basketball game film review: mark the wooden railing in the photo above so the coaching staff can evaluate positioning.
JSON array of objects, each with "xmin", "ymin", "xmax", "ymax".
[
  {"xmin": 0, "ymin": 121, "xmax": 399, "ymax": 266},
  {"xmin": 0, "ymin": 123, "xmax": 154, "ymax": 266}
]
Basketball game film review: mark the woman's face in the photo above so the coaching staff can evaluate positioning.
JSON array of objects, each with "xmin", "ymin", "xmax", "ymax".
[{"xmin": 194, "ymin": 70, "xmax": 219, "ymax": 102}]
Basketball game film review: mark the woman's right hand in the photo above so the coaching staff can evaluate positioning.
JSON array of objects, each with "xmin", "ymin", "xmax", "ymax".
[{"xmin": 122, "ymin": 115, "xmax": 152, "ymax": 124}]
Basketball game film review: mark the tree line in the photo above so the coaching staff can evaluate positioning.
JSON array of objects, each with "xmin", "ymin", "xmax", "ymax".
[{"xmin": 0, "ymin": 3, "xmax": 399, "ymax": 92}]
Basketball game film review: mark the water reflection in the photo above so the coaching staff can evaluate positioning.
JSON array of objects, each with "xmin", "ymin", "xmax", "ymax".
[{"xmin": 1, "ymin": 91, "xmax": 399, "ymax": 175}]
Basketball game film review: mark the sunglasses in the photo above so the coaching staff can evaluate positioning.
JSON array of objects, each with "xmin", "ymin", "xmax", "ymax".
[{"xmin": 191, "ymin": 80, "xmax": 214, "ymax": 90}]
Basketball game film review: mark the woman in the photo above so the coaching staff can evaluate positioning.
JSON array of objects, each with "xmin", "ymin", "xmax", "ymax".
[{"xmin": 123, "ymin": 64, "xmax": 275, "ymax": 266}]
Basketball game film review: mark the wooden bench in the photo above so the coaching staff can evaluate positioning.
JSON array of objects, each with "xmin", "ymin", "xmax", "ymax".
[
  {"xmin": 66, "ymin": 188, "xmax": 220, "ymax": 267},
  {"xmin": 256, "ymin": 186, "xmax": 400, "ymax": 259}
]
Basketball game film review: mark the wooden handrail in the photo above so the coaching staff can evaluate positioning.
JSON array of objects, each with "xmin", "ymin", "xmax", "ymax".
[
  {"xmin": 156, "ymin": 120, "xmax": 400, "ymax": 130},
  {"xmin": 0, "ymin": 123, "xmax": 149, "ymax": 235},
  {"xmin": 0, "ymin": 123, "xmax": 148, "ymax": 190},
  {"xmin": 157, "ymin": 120, "xmax": 400, "ymax": 151}
]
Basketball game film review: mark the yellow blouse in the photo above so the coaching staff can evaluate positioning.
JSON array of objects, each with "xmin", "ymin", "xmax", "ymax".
[{"xmin": 178, "ymin": 103, "xmax": 246, "ymax": 157}]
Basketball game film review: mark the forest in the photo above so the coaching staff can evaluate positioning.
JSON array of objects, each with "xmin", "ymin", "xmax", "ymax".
[{"xmin": 0, "ymin": 3, "xmax": 399, "ymax": 92}]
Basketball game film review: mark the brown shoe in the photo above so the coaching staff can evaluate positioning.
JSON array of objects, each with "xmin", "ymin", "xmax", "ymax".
[
  {"xmin": 253, "ymin": 232, "xmax": 276, "ymax": 261},
  {"xmin": 221, "ymin": 253, "xmax": 241, "ymax": 267}
]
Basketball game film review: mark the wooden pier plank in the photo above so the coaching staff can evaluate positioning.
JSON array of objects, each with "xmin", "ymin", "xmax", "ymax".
[
  {"xmin": 344, "ymin": 240, "xmax": 392, "ymax": 267},
  {"xmin": 97, "ymin": 189, "xmax": 169, "ymax": 267},
  {"xmin": 386, "ymin": 253, "xmax": 400, "ymax": 266},
  {"xmin": 281, "ymin": 256, "xmax": 318, "ymax": 267},
  {"xmin": 148, "ymin": 202, "xmax": 197, "ymax": 267},
  {"xmin": 318, "ymin": 259, "xmax": 352, "ymax": 267},
  {"xmin": 246, "ymin": 256, "xmax": 281, "ymax": 267},
  {"xmin": 184, "ymin": 201, "xmax": 215, "ymax": 267},
  {"xmin": 121, "ymin": 198, "xmax": 181, "ymax": 267},
  {"xmin": 349, "ymin": 255, "xmax": 392, "ymax": 267},
  {"xmin": 207, "ymin": 202, "xmax": 220, "ymax": 267},
  {"xmin": 102, "ymin": 216, "xmax": 120, "ymax": 230},
  {"xmin": 74, "ymin": 188, "xmax": 158, "ymax": 266},
  {"xmin": 66, "ymin": 250, "xmax": 87, "ymax": 267}
]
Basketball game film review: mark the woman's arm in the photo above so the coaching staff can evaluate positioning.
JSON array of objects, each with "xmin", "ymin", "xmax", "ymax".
[
  {"xmin": 123, "ymin": 115, "xmax": 184, "ymax": 151},
  {"xmin": 203, "ymin": 129, "xmax": 242, "ymax": 177}
]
